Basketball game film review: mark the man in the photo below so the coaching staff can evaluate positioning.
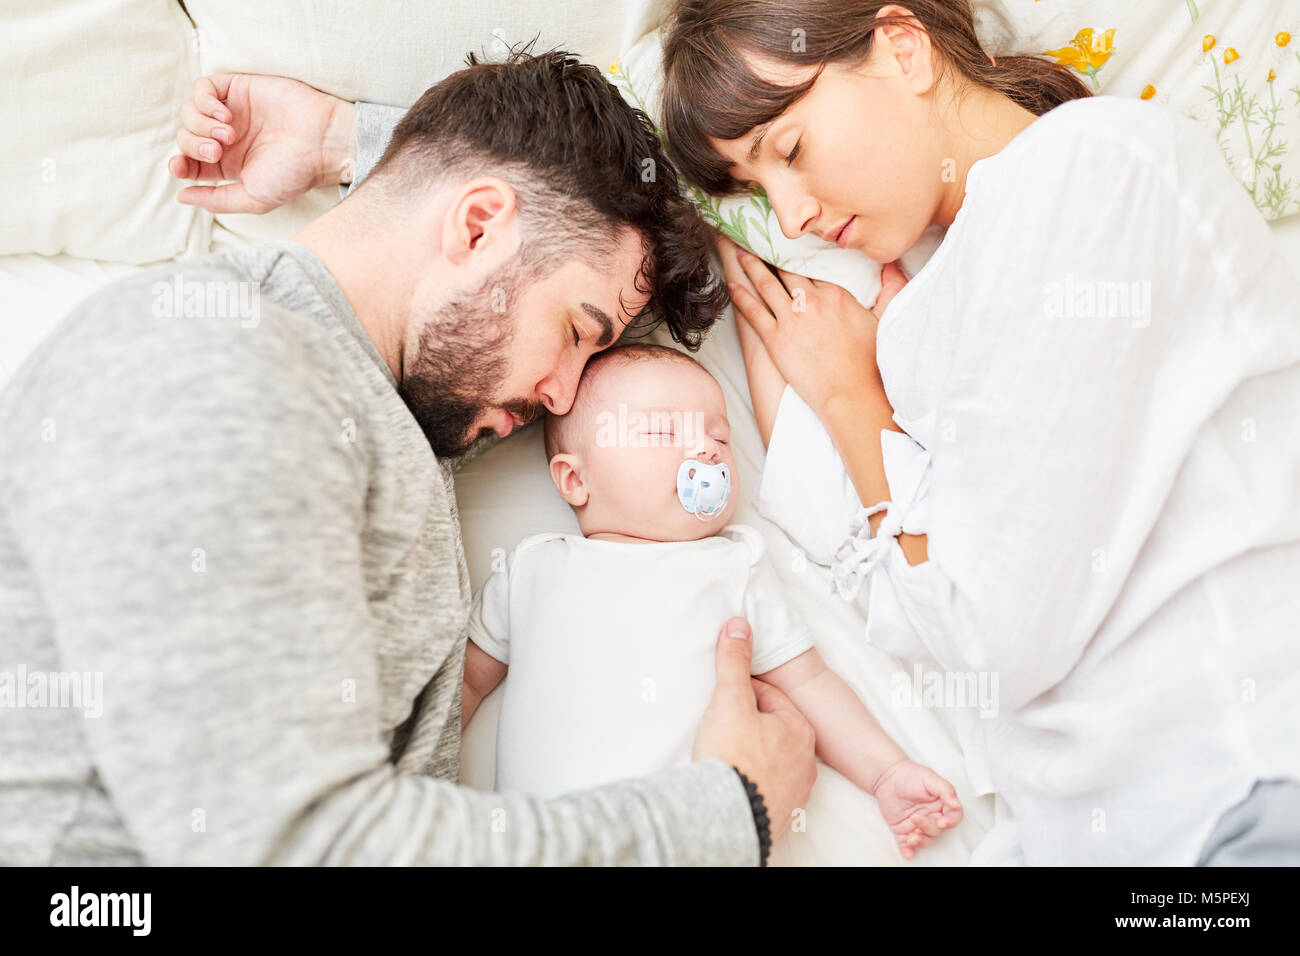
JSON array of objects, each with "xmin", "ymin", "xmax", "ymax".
[{"xmin": 0, "ymin": 52, "xmax": 815, "ymax": 865}]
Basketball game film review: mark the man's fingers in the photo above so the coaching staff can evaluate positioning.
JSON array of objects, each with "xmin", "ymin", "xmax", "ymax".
[
  {"xmin": 168, "ymin": 154, "xmax": 196, "ymax": 181},
  {"xmin": 192, "ymin": 74, "xmax": 235, "ymax": 121},
  {"xmin": 169, "ymin": 153, "xmax": 224, "ymax": 184},
  {"xmin": 181, "ymin": 101, "xmax": 234, "ymax": 147},
  {"xmin": 749, "ymin": 677, "xmax": 804, "ymax": 719},
  {"xmin": 176, "ymin": 182, "xmax": 268, "ymax": 215},
  {"xmin": 175, "ymin": 126, "xmax": 223, "ymax": 166},
  {"xmin": 712, "ymin": 617, "xmax": 757, "ymax": 704}
]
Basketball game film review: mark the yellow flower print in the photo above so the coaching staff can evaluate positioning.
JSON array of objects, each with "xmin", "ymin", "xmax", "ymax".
[
  {"xmin": 609, "ymin": 61, "xmax": 621, "ymax": 75},
  {"xmin": 1203, "ymin": 34, "xmax": 1216, "ymax": 53},
  {"xmin": 1044, "ymin": 28, "xmax": 1117, "ymax": 91}
]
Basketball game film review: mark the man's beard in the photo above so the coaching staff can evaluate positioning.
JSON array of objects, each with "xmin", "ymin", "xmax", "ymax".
[{"xmin": 398, "ymin": 268, "xmax": 538, "ymax": 458}]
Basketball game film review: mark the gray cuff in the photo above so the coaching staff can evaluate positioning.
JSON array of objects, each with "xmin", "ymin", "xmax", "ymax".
[
  {"xmin": 635, "ymin": 758, "xmax": 763, "ymax": 866},
  {"xmin": 340, "ymin": 102, "xmax": 408, "ymax": 199}
]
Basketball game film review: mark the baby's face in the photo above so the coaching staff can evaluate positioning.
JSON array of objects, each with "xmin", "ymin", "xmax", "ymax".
[{"xmin": 573, "ymin": 358, "xmax": 737, "ymax": 541}]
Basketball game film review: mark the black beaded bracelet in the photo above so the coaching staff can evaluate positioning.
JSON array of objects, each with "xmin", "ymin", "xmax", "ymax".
[{"xmin": 733, "ymin": 768, "xmax": 771, "ymax": 867}]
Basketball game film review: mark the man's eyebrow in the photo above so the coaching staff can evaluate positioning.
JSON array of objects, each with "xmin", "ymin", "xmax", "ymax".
[
  {"xmin": 746, "ymin": 123, "xmax": 773, "ymax": 164},
  {"xmin": 581, "ymin": 302, "xmax": 616, "ymax": 347}
]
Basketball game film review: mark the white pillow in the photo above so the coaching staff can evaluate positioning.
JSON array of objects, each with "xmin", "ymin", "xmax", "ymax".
[
  {"xmin": 0, "ymin": 0, "xmax": 203, "ymax": 263},
  {"xmin": 185, "ymin": 0, "xmax": 676, "ymax": 247}
]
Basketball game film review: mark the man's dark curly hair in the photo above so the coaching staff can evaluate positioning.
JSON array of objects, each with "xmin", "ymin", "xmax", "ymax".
[{"xmin": 368, "ymin": 46, "xmax": 726, "ymax": 350}]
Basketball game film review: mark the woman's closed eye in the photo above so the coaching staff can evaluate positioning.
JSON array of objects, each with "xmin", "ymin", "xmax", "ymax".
[{"xmin": 784, "ymin": 137, "xmax": 802, "ymax": 166}]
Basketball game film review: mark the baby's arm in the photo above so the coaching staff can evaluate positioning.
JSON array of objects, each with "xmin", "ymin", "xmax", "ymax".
[
  {"xmin": 718, "ymin": 236, "xmax": 786, "ymax": 449},
  {"xmin": 759, "ymin": 648, "xmax": 962, "ymax": 859},
  {"xmin": 462, "ymin": 640, "xmax": 507, "ymax": 731}
]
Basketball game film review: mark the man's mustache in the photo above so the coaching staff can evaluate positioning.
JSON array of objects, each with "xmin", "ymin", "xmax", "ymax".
[{"xmin": 503, "ymin": 398, "xmax": 541, "ymax": 426}]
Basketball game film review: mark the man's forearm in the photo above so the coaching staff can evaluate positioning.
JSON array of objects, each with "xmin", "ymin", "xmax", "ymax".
[{"xmin": 264, "ymin": 757, "xmax": 762, "ymax": 866}]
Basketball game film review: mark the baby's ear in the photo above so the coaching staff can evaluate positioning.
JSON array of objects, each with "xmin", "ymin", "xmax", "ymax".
[{"xmin": 548, "ymin": 453, "xmax": 589, "ymax": 508}]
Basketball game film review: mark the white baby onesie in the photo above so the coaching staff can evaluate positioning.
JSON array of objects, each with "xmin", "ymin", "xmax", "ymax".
[{"xmin": 467, "ymin": 524, "xmax": 813, "ymax": 799}]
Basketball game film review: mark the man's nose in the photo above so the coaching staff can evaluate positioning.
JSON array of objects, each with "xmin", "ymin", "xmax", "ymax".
[{"xmin": 539, "ymin": 355, "xmax": 583, "ymax": 416}]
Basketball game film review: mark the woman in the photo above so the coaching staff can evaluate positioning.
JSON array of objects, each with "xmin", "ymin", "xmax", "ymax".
[{"xmin": 661, "ymin": 0, "xmax": 1300, "ymax": 865}]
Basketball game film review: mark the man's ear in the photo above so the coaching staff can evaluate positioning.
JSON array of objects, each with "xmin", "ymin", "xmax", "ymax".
[
  {"xmin": 440, "ymin": 177, "xmax": 519, "ymax": 268},
  {"xmin": 548, "ymin": 453, "xmax": 589, "ymax": 508},
  {"xmin": 875, "ymin": 4, "xmax": 935, "ymax": 94}
]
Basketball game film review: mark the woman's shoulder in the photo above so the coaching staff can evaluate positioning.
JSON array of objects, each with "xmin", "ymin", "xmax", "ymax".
[
  {"xmin": 971, "ymin": 94, "xmax": 1229, "ymax": 218},
  {"xmin": 999, "ymin": 95, "xmax": 1185, "ymax": 174}
]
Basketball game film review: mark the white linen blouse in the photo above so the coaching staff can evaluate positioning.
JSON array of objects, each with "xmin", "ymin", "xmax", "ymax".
[{"xmin": 768, "ymin": 95, "xmax": 1300, "ymax": 865}]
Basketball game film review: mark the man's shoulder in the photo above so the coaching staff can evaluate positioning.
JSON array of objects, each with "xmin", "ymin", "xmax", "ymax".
[{"xmin": 1, "ymin": 249, "xmax": 346, "ymax": 422}]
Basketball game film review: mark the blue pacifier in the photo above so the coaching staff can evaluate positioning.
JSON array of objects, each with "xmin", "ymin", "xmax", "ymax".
[{"xmin": 676, "ymin": 459, "xmax": 731, "ymax": 520}]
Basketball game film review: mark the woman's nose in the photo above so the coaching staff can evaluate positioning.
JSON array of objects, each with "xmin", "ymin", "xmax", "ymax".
[{"xmin": 768, "ymin": 184, "xmax": 818, "ymax": 240}]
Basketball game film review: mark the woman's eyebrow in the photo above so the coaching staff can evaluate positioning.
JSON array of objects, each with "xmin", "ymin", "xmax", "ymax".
[{"xmin": 747, "ymin": 123, "xmax": 773, "ymax": 163}]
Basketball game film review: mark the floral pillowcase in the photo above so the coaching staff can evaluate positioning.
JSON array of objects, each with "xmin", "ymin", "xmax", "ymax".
[{"xmin": 608, "ymin": 0, "xmax": 1300, "ymax": 302}]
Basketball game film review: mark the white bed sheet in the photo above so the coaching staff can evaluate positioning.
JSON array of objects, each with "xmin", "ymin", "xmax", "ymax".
[{"xmin": 3, "ymin": 210, "xmax": 1297, "ymax": 865}]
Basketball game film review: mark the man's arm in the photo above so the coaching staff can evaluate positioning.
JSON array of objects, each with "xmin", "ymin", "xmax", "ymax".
[
  {"xmin": 0, "ymin": 283, "xmax": 763, "ymax": 866},
  {"xmin": 169, "ymin": 75, "xmax": 400, "ymax": 213}
]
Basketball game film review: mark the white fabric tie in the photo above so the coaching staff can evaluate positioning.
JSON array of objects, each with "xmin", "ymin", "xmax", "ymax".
[{"xmin": 830, "ymin": 431, "xmax": 932, "ymax": 601}]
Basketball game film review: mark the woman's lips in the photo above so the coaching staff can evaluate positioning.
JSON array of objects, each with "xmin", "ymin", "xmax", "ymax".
[{"xmin": 833, "ymin": 216, "xmax": 857, "ymax": 249}]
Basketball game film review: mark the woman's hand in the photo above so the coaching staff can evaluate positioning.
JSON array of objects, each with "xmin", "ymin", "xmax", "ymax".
[
  {"xmin": 717, "ymin": 234, "xmax": 907, "ymax": 419},
  {"xmin": 168, "ymin": 74, "xmax": 357, "ymax": 214}
]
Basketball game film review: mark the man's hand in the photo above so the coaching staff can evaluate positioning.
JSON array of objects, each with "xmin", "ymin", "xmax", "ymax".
[
  {"xmin": 168, "ymin": 74, "xmax": 357, "ymax": 214},
  {"xmin": 692, "ymin": 617, "xmax": 817, "ymax": 844}
]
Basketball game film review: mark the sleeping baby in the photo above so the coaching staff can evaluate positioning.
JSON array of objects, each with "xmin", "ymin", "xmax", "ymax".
[{"xmin": 460, "ymin": 343, "xmax": 962, "ymax": 859}]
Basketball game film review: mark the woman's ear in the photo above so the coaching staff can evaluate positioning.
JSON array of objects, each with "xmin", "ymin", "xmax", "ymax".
[
  {"xmin": 875, "ymin": 4, "xmax": 936, "ymax": 94},
  {"xmin": 548, "ymin": 453, "xmax": 590, "ymax": 508}
]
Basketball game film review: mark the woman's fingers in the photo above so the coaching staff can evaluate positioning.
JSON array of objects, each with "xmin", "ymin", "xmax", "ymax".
[
  {"xmin": 728, "ymin": 282, "xmax": 778, "ymax": 344},
  {"xmin": 775, "ymin": 266, "xmax": 815, "ymax": 302},
  {"xmin": 873, "ymin": 260, "xmax": 909, "ymax": 315},
  {"xmin": 737, "ymin": 248, "xmax": 792, "ymax": 314}
]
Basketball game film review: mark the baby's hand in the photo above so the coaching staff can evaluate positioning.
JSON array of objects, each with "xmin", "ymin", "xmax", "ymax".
[{"xmin": 872, "ymin": 759, "xmax": 963, "ymax": 860}]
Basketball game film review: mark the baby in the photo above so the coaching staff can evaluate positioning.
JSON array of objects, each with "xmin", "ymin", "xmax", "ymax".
[{"xmin": 461, "ymin": 344, "xmax": 962, "ymax": 859}]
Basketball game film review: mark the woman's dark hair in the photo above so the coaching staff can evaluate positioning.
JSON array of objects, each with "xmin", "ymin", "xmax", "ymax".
[
  {"xmin": 371, "ymin": 47, "xmax": 727, "ymax": 350},
  {"xmin": 662, "ymin": 0, "xmax": 1092, "ymax": 195}
]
